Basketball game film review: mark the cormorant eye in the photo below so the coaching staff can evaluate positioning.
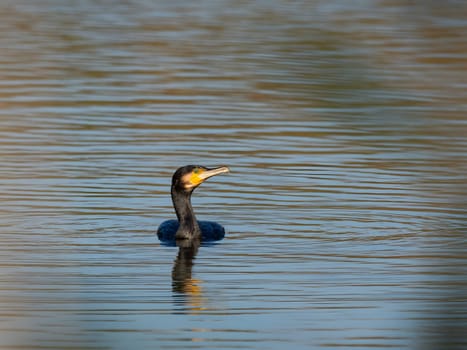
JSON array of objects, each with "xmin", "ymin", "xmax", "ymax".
[{"xmin": 193, "ymin": 168, "xmax": 200, "ymax": 174}]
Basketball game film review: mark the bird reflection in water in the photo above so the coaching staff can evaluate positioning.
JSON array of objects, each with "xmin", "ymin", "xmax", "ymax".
[
  {"xmin": 165, "ymin": 235, "xmax": 225, "ymax": 313},
  {"xmin": 171, "ymin": 240, "xmax": 205, "ymax": 313}
]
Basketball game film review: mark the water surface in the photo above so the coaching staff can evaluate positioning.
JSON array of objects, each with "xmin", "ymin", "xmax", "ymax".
[{"xmin": 0, "ymin": 1, "xmax": 466, "ymax": 349}]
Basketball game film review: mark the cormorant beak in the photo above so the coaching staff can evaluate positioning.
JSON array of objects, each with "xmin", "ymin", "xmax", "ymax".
[
  {"xmin": 198, "ymin": 166, "xmax": 230, "ymax": 181},
  {"xmin": 187, "ymin": 166, "xmax": 230, "ymax": 189}
]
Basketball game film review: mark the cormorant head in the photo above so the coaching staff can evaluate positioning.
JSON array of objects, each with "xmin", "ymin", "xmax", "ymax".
[{"xmin": 171, "ymin": 165, "xmax": 230, "ymax": 194}]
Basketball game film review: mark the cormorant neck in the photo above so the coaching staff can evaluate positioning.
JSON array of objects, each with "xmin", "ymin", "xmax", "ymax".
[{"xmin": 171, "ymin": 187, "xmax": 201, "ymax": 239}]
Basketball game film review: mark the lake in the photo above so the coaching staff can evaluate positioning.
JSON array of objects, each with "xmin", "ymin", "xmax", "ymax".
[{"xmin": 0, "ymin": 1, "xmax": 466, "ymax": 349}]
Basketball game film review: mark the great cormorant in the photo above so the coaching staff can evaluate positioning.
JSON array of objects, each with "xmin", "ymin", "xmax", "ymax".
[{"xmin": 157, "ymin": 165, "xmax": 230, "ymax": 243}]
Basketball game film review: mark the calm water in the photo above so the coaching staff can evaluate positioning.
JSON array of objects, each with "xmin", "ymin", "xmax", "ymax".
[{"xmin": 0, "ymin": 1, "xmax": 466, "ymax": 349}]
